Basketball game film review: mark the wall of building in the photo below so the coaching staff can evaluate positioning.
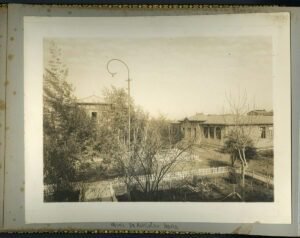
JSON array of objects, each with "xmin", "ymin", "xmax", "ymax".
[
  {"xmin": 200, "ymin": 125, "xmax": 225, "ymax": 147},
  {"xmin": 78, "ymin": 104, "xmax": 112, "ymax": 123},
  {"xmin": 223, "ymin": 125, "xmax": 273, "ymax": 150},
  {"xmin": 180, "ymin": 121, "xmax": 273, "ymax": 149},
  {"xmin": 180, "ymin": 120, "xmax": 202, "ymax": 144},
  {"xmin": 214, "ymin": 124, "xmax": 273, "ymax": 149}
]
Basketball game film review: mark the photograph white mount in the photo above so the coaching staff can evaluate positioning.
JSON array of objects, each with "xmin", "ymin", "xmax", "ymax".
[{"xmin": 24, "ymin": 13, "xmax": 291, "ymax": 224}]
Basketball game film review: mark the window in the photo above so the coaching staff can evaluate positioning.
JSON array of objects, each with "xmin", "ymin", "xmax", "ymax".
[
  {"xmin": 209, "ymin": 127, "xmax": 215, "ymax": 139},
  {"xmin": 204, "ymin": 127, "xmax": 208, "ymax": 138},
  {"xmin": 91, "ymin": 112, "xmax": 97, "ymax": 119},
  {"xmin": 188, "ymin": 128, "xmax": 192, "ymax": 138},
  {"xmin": 260, "ymin": 127, "xmax": 266, "ymax": 138},
  {"xmin": 182, "ymin": 128, "xmax": 185, "ymax": 137},
  {"xmin": 194, "ymin": 128, "xmax": 197, "ymax": 138},
  {"xmin": 216, "ymin": 127, "xmax": 221, "ymax": 140},
  {"xmin": 269, "ymin": 127, "xmax": 273, "ymax": 138}
]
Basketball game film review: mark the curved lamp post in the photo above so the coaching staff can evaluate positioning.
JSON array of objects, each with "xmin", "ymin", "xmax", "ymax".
[{"xmin": 106, "ymin": 59, "xmax": 131, "ymax": 151}]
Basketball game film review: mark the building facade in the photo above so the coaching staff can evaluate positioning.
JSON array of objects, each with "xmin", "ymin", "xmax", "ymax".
[
  {"xmin": 178, "ymin": 113, "xmax": 273, "ymax": 150},
  {"xmin": 76, "ymin": 95, "xmax": 113, "ymax": 123}
]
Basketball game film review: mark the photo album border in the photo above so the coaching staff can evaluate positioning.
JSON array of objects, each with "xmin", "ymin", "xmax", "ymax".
[{"xmin": 24, "ymin": 12, "xmax": 291, "ymax": 224}]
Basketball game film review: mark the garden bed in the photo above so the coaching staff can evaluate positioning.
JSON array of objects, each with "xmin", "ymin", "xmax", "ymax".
[{"xmin": 117, "ymin": 175, "xmax": 273, "ymax": 202}]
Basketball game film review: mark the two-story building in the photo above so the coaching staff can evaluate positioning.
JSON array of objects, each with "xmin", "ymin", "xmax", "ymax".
[{"xmin": 76, "ymin": 95, "xmax": 113, "ymax": 122}]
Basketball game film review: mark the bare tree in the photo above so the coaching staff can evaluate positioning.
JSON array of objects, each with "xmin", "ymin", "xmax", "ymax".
[
  {"xmin": 98, "ymin": 88, "xmax": 195, "ymax": 200},
  {"xmin": 223, "ymin": 91, "xmax": 259, "ymax": 196},
  {"xmin": 112, "ymin": 118, "xmax": 195, "ymax": 200}
]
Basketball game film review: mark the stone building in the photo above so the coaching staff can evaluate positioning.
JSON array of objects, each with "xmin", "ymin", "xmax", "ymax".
[
  {"xmin": 76, "ymin": 95, "xmax": 113, "ymax": 122},
  {"xmin": 178, "ymin": 113, "xmax": 273, "ymax": 150}
]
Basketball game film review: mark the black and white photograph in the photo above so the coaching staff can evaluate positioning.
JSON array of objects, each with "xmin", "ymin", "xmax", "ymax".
[
  {"xmin": 24, "ymin": 13, "xmax": 291, "ymax": 224},
  {"xmin": 43, "ymin": 36, "xmax": 274, "ymax": 202}
]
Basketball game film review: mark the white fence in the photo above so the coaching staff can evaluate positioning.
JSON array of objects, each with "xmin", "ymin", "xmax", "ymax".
[
  {"xmin": 233, "ymin": 167, "xmax": 273, "ymax": 186},
  {"xmin": 111, "ymin": 166, "xmax": 232, "ymax": 187},
  {"xmin": 245, "ymin": 170, "xmax": 273, "ymax": 186}
]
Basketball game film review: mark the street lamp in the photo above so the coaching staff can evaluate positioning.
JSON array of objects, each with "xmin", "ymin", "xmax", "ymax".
[{"xmin": 106, "ymin": 59, "xmax": 131, "ymax": 151}]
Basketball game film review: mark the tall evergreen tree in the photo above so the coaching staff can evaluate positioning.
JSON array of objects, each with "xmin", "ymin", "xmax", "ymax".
[{"xmin": 43, "ymin": 41, "xmax": 96, "ymax": 200}]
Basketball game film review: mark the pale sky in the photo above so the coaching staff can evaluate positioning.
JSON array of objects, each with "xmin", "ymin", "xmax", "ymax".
[{"xmin": 44, "ymin": 37, "xmax": 273, "ymax": 120}]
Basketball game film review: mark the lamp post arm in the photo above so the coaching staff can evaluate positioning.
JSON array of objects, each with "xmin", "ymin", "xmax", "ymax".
[
  {"xmin": 106, "ymin": 58, "xmax": 131, "ymax": 152},
  {"xmin": 106, "ymin": 58, "xmax": 130, "ymax": 81}
]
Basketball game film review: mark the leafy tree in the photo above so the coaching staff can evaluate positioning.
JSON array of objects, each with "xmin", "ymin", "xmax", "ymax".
[
  {"xmin": 223, "ymin": 133, "xmax": 257, "ymax": 167},
  {"xmin": 89, "ymin": 87, "xmax": 149, "ymax": 177},
  {"xmin": 101, "ymin": 86, "xmax": 148, "ymax": 142},
  {"xmin": 43, "ymin": 41, "xmax": 97, "ymax": 200}
]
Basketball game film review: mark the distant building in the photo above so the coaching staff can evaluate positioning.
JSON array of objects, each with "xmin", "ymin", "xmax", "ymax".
[
  {"xmin": 76, "ymin": 95, "xmax": 113, "ymax": 122},
  {"xmin": 178, "ymin": 112, "xmax": 273, "ymax": 150},
  {"xmin": 247, "ymin": 109, "xmax": 273, "ymax": 116},
  {"xmin": 170, "ymin": 121, "xmax": 181, "ymax": 134}
]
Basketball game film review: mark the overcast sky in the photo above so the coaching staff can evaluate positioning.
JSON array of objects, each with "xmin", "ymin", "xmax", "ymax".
[{"xmin": 44, "ymin": 37, "xmax": 273, "ymax": 120}]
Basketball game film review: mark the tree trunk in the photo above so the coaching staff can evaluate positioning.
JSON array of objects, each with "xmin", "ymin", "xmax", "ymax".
[
  {"xmin": 231, "ymin": 155, "xmax": 236, "ymax": 167},
  {"xmin": 145, "ymin": 180, "xmax": 150, "ymax": 200},
  {"xmin": 127, "ymin": 191, "xmax": 131, "ymax": 201},
  {"xmin": 126, "ymin": 184, "xmax": 131, "ymax": 201},
  {"xmin": 238, "ymin": 148, "xmax": 247, "ymax": 200},
  {"xmin": 241, "ymin": 164, "xmax": 245, "ymax": 188},
  {"xmin": 241, "ymin": 163, "xmax": 248, "ymax": 201}
]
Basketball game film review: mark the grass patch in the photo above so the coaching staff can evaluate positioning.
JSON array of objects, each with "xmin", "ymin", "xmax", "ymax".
[{"xmin": 172, "ymin": 146, "xmax": 273, "ymax": 177}]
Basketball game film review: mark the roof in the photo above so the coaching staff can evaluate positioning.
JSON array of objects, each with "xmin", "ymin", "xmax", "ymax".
[
  {"xmin": 170, "ymin": 120, "xmax": 181, "ymax": 124},
  {"xmin": 180, "ymin": 113, "xmax": 273, "ymax": 125},
  {"xmin": 179, "ymin": 113, "xmax": 207, "ymax": 122},
  {"xmin": 76, "ymin": 95, "xmax": 110, "ymax": 105},
  {"xmin": 247, "ymin": 109, "xmax": 273, "ymax": 116},
  {"xmin": 186, "ymin": 113, "xmax": 207, "ymax": 122},
  {"xmin": 203, "ymin": 114, "xmax": 273, "ymax": 125}
]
